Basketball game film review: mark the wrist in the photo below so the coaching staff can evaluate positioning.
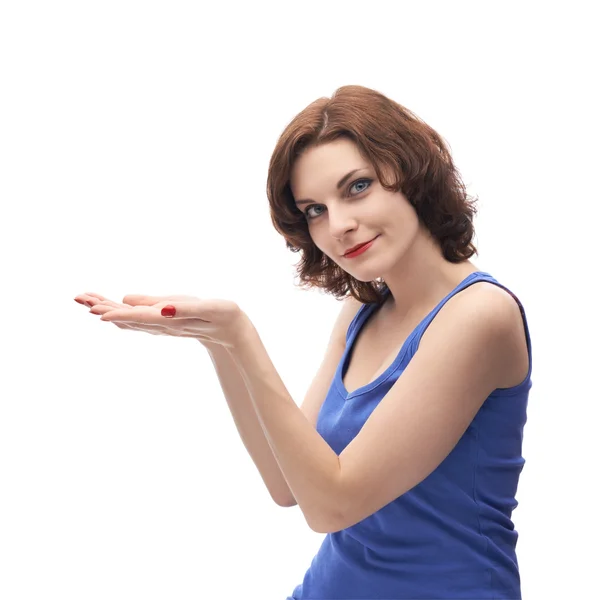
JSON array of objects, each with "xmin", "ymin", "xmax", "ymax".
[{"xmin": 228, "ymin": 310, "xmax": 256, "ymax": 351}]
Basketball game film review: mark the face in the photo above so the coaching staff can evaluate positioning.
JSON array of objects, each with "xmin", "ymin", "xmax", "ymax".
[{"xmin": 289, "ymin": 138, "xmax": 423, "ymax": 283}]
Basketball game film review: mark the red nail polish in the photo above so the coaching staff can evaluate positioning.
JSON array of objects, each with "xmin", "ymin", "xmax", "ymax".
[
  {"xmin": 161, "ymin": 305, "xmax": 176, "ymax": 317},
  {"xmin": 74, "ymin": 298, "xmax": 86, "ymax": 305}
]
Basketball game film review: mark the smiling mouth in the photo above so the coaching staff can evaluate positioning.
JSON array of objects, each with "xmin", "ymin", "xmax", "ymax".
[{"xmin": 343, "ymin": 235, "xmax": 379, "ymax": 257}]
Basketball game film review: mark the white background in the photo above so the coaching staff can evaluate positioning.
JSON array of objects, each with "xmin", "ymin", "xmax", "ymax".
[{"xmin": 1, "ymin": 1, "xmax": 598, "ymax": 598}]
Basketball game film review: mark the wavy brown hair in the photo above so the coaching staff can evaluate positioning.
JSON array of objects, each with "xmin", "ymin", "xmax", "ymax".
[{"xmin": 266, "ymin": 85, "xmax": 479, "ymax": 305}]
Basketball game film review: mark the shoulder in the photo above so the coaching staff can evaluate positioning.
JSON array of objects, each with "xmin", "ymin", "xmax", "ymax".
[
  {"xmin": 443, "ymin": 280, "xmax": 522, "ymax": 338},
  {"xmin": 462, "ymin": 280, "xmax": 523, "ymax": 330},
  {"xmin": 421, "ymin": 281, "xmax": 524, "ymax": 375}
]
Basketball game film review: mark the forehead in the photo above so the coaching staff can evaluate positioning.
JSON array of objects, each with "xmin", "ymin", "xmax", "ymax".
[{"xmin": 290, "ymin": 138, "xmax": 368, "ymax": 192}]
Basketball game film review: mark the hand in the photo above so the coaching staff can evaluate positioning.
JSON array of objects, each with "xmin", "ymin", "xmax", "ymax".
[{"xmin": 74, "ymin": 292, "xmax": 251, "ymax": 349}]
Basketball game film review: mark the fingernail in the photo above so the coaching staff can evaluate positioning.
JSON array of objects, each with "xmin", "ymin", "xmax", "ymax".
[{"xmin": 161, "ymin": 305, "xmax": 176, "ymax": 317}]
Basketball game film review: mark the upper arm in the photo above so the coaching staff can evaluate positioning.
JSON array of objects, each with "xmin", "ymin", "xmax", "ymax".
[
  {"xmin": 327, "ymin": 286, "xmax": 517, "ymax": 531},
  {"xmin": 299, "ymin": 296, "xmax": 363, "ymax": 429}
]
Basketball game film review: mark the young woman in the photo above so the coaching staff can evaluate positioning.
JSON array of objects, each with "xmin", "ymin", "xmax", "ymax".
[{"xmin": 75, "ymin": 85, "xmax": 532, "ymax": 599}]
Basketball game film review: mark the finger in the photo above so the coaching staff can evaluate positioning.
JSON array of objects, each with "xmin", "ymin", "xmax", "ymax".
[
  {"xmin": 75, "ymin": 293, "xmax": 109, "ymax": 307},
  {"xmin": 105, "ymin": 319, "xmax": 188, "ymax": 337},
  {"xmin": 75, "ymin": 295, "xmax": 105, "ymax": 307},
  {"xmin": 82, "ymin": 297, "xmax": 129, "ymax": 312},
  {"xmin": 99, "ymin": 307, "xmax": 203, "ymax": 327},
  {"xmin": 96, "ymin": 312, "xmax": 169, "ymax": 334},
  {"xmin": 100, "ymin": 307, "xmax": 159, "ymax": 322},
  {"xmin": 91, "ymin": 305, "xmax": 162, "ymax": 325},
  {"xmin": 122, "ymin": 294, "xmax": 165, "ymax": 306},
  {"xmin": 96, "ymin": 299, "xmax": 128, "ymax": 310},
  {"xmin": 90, "ymin": 304, "xmax": 125, "ymax": 315},
  {"xmin": 114, "ymin": 322, "xmax": 166, "ymax": 334},
  {"xmin": 122, "ymin": 294, "xmax": 195, "ymax": 306},
  {"xmin": 74, "ymin": 297, "xmax": 93, "ymax": 307},
  {"xmin": 150, "ymin": 299, "xmax": 239, "ymax": 320}
]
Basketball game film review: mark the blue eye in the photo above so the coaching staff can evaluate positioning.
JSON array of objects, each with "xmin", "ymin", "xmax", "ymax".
[{"xmin": 305, "ymin": 178, "xmax": 372, "ymax": 221}]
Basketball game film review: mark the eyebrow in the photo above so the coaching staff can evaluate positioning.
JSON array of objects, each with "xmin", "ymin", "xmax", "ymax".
[{"xmin": 294, "ymin": 168, "xmax": 367, "ymax": 206}]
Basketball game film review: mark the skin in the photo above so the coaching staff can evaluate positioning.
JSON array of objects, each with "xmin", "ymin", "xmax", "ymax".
[
  {"xmin": 72, "ymin": 138, "xmax": 528, "ymax": 534},
  {"xmin": 289, "ymin": 137, "xmax": 481, "ymax": 320},
  {"xmin": 77, "ymin": 138, "xmax": 480, "ymax": 342},
  {"xmin": 73, "ymin": 293, "xmax": 246, "ymax": 348}
]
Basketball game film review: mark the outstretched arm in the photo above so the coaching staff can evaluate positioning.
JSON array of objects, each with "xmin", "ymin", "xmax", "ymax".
[
  {"xmin": 230, "ymin": 315, "xmax": 343, "ymax": 533},
  {"xmin": 230, "ymin": 285, "xmax": 516, "ymax": 534}
]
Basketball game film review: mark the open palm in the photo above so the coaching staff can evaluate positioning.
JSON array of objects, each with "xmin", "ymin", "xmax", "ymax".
[{"xmin": 74, "ymin": 292, "xmax": 248, "ymax": 348}]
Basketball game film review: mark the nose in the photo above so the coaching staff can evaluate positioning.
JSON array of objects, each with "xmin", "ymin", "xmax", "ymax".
[{"xmin": 327, "ymin": 206, "xmax": 358, "ymax": 241}]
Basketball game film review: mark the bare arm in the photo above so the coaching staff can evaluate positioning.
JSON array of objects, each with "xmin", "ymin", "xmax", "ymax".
[
  {"xmin": 201, "ymin": 340, "xmax": 297, "ymax": 507},
  {"xmin": 200, "ymin": 295, "xmax": 361, "ymax": 516},
  {"xmin": 227, "ymin": 320, "xmax": 343, "ymax": 533}
]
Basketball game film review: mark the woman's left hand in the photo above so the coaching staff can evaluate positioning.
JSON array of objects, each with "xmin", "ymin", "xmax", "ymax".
[{"xmin": 78, "ymin": 292, "xmax": 252, "ymax": 349}]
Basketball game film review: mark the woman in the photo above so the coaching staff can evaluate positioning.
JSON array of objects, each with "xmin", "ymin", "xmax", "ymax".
[{"xmin": 75, "ymin": 85, "xmax": 532, "ymax": 599}]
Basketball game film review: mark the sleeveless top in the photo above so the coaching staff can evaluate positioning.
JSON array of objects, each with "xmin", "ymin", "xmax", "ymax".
[{"xmin": 287, "ymin": 271, "xmax": 532, "ymax": 599}]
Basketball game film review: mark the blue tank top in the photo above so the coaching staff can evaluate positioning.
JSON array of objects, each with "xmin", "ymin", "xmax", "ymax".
[{"xmin": 287, "ymin": 271, "xmax": 532, "ymax": 600}]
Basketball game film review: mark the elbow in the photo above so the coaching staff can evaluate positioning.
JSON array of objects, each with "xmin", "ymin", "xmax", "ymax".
[
  {"xmin": 310, "ymin": 519, "xmax": 341, "ymax": 535},
  {"xmin": 275, "ymin": 497, "xmax": 298, "ymax": 508},
  {"xmin": 273, "ymin": 492, "xmax": 298, "ymax": 508},
  {"xmin": 308, "ymin": 507, "xmax": 345, "ymax": 534},
  {"xmin": 284, "ymin": 502, "xmax": 339, "ymax": 533},
  {"xmin": 309, "ymin": 520, "xmax": 332, "ymax": 534},
  {"xmin": 272, "ymin": 496, "xmax": 338, "ymax": 531}
]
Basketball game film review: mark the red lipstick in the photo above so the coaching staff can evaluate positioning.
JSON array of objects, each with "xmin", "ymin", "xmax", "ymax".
[{"xmin": 344, "ymin": 236, "xmax": 378, "ymax": 258}]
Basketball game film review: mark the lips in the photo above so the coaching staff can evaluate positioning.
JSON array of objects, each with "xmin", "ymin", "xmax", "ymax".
[{"xmin": 343, "ymin": 236, "xmax": 378, "ymax": 257}]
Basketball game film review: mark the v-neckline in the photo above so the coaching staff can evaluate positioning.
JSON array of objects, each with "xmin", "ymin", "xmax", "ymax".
[{"xmin": 335, "ymin": 271, "xmax": 490, "ymax": 400}]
